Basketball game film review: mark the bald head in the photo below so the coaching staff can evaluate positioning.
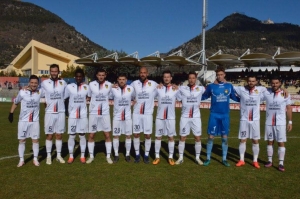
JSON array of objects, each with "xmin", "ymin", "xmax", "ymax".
[{"xmin": 139, "ymin": 66, "xmax": 148, "ymax": 81}]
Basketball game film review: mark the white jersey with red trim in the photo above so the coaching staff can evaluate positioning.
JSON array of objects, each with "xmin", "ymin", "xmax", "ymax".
[
  {"xmin": 14, "ymin": 89, "xmax": 44, "ymax": 122},
  {"xmin": 64, "ymin": 83, "xmax": 89, "ymax": 119},
  {"xmin": 41, "ymin": 79, "xmax": 67, "ymax": 113},
  {"xmin": 88, "ymin": 80, "xmax": 112, "ymax": 115},
  {"xmin": 110, "ymin": 85, "xmax": 135, "ymax": 121},
  {"xmin": 177, "ymin": 85, "xmax": 205, "ymax": 118},
  {"xmin": 263, "ymin": 88, "xmax": 291, "ymax": 126},
  {"xmin": 130, "ymin": 79, "xmax": 157, "ymax": 115},
  {"xmin": 156, "ymin": 85, "xmax": 179, "ymax": 120},
  {"xmin": 234, "ymin": 86, "xmax": 266, "ymax": 121}
]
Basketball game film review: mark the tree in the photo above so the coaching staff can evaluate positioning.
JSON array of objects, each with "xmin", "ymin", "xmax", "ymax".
[{"xmin": 60, "ymin": 64, "xmax": 82, "ymax": 78}]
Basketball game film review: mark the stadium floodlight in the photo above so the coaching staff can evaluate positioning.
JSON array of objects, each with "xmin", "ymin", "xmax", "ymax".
[
  {"xmin": 125, "ymin": 51, "xmax": 139, "ymax": 59},
  {"xmin": 238, "ymin": 49, "xmax": 251, "ymax": 60},
  {"xmin": 168, "ymin": 49, "xmax": 183, "ymax": 56},
  {"xmin": 145, "ymin": 51, "xmax": 160, "ymax": 58},
  {"xmin": 273, "ymin": 47, "xmax": 281, "ymax": 59}
]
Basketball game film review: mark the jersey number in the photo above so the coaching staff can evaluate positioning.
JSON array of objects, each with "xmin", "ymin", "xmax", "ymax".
[{"xmin": 114, "ymin": 128, "xmax": 120, "ymax": 134}]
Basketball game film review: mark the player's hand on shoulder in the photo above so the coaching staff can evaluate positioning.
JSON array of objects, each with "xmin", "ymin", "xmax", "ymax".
[
  {"xmin": 112, "ymin": 83, "xmax": 119, "ymax": 89},
  {"xmin": 8, "ymin": 112, "xmax": 13, "ymax": 123},
  {"xmin": 157, "ymin": 83, "xmax": 163, "ymax": 89},
  {"xmin": 283, "ymin": 89, "xmax": 289, "ymax": 98}
]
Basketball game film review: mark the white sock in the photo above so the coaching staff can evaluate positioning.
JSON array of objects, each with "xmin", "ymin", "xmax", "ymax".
[
  {"xmin": 68, "ymin": 135, "xmax": 76, "ymax": 158},
  {"xmin": 267, "ymin": 145, "xmax": 273, "ymax": 162},
  {"xmin": 195, "ymin": 141, "xmax": 201, "ymax": 160},
  {"xmin": 105, "ymin": 142, "xmax": 112, "ymax": 158},
  {"xmin": 79, "ymin": 135, "xmax": 86, "ymax": 158},
  {"xmin": 18, "ymin": 141, "xmax": 25, "ymax": 162},
  {"xmin": 56, "ymin": 139, "xmax": 62, "ymax": 158},
  {"xmin": 125, "ymin": 138, "xmax": 131, "ymax": 156},
  {"xmin": 252, "ymin": 143, "xmax": 259, "ymax": 162},
  {"xmin": 113, "ymin": 138, "xmax": 119, "ymax": 156},
  {"xmin": 155, "ymin": 139, "xmax": 161, "ymax": 158},
  {"xmin": 133, "ymin": 137, "xmax": 140, "ymax": 156},
  {"xmin": 178, "ymin": 141, "xmax": 185, "ymax": 159},
  {"xmin": 145, "ymin": 138, "xmax": 151, "ymax": 157},
  {"xmin": 46, "ymin": 140, "xmax": 52, "ymax": 158},
  {"xmin": 168, "ymin": 141, "xmax": 175, "ymax": 158},
  {"xmin": 278, "ymin": 147, "xmax": 286, "ymax": 165},
  {"xmin": 32, "ymin": 142, "xmax": 39, "ymax": 161},
  {"xmin": 88, "ymin": 142, "xmax": 95, "ymax": 158},
  {"xmin": 239, "ymin": 142, "xmax": 246, "ymax": 161}
]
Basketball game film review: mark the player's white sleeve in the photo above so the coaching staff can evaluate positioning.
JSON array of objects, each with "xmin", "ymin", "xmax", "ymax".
[
  {"xmin": 14, "ymin": 91, "xmax": 23, "ymax": 104},
  {"xmin": 108, "ymin": 91, "xmax": 114, "ymax": 99},
  {"xmin": 64, "ymin": 86, "xmax": 70, "ymax": 99},
  {"xmin": 234, "ymin": 86, "xmax": 241, "ymax": 96},
  {"xmin": 286, "ymin": 95, "xmax": 292, "ymax": 105},
  {"xmin": 40, "ymin": 88, "xmax": 45, "ymax": 98},
  {"xmin": 260, "ymin": 87, "xmax": 267, "ymax": 101},
  {"xmin": 131, "ymin": 89, "xmax": 136, "ymax": 100},
  {"xmin": 176, "ymin": 90, "xmax": 182, "ymax": 101}
]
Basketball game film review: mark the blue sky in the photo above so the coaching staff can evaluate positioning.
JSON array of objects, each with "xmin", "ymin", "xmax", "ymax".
[{"xmin": 25, "ymin": 0, "xmax": 300, "ymax": 57}]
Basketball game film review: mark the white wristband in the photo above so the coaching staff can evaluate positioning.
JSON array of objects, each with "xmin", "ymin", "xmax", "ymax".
[{"xmin": 288, "ymin": 121, "xmax": 292, "ymax": 124}]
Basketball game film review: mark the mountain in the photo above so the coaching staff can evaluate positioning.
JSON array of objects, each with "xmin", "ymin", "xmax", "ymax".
[
  {"xmin": 169, "ymin": 13, "xmax": 300, "ymax": 62},
  {"xmin": 0, "ymin": 0, "xmax": 109, "ymax": 68}
]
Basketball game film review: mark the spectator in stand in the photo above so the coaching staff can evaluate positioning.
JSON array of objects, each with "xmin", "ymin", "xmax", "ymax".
[{"xmin": 8, "ymin": 82, "xmax": 13, "ymax": 91}]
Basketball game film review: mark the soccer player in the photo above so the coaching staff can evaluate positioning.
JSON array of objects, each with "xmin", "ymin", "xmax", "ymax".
[
  {"xmin": 234, "ymin": 75, "xmax": 267, "ymax": 168},
  {"xmin": 175, "ymin": 71, "xmax": 205, "ymax": 165},
  {"xmin": 263, "ymin": 76, "xmax": 292, "ymax": 172},
  {"xmin": 87, "ymin": 68, "xmax": 113, "ymax": 164},
  {"xmin": 64, "ymin": 68, "xmax": 89, "ymax": 164},
  {"xmin": 152, "ymin": 70, "xmax": 179, "ymax": 165},
  {"xmin": 202, "ymin": 66, "xmax": 240, "ymax": 167},
  {"xmin": 8, "ymin": 75, "xmax": 44, "ymax": 167},
  {"xmin": 41, "ymin": 64, "xmax": 67, "ymax": 164},
  {"xmin": 110, "ymin": 74, "xmax": 135, "ymax": 163},
  {"xmin": 131, "ymin": 66, "xmax": 157, "ymax": 163}
]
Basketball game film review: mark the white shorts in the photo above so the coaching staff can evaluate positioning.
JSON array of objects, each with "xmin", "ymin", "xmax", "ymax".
[
  {"xmin": 44, "ymin": 113, "xmax": 65, "ymax": 134},
  {"xmin": 180, "ymin": 117, "xmax": 202, "ymax": 136},
  {"xmin": 155, "ymin": 119, "xmax": 176, "ymax": 137},
  {"xmin": 112, "ymin": 120, "xmax": 132, "ymax": 136},
  {"xmin": 238, "ymin": 120, "xmax": 260, "ymax": 140},
  {"xmin": 264, "ymin": 125, "xmax": 286, "ymax": 142},
  {"xmin": 18, "ymin": 121, "xmax": 40, "ymax": 140},
  {"xmin": 132, "ymin": 114, "xmax": 153, "ymax": 134},
  {"xmin": 68, "ymin": 118, "xmax": 88, "ymax": 134},
  {"xmin": 89, "ymin": 114, "xmax": 111, "ymax": 133}
]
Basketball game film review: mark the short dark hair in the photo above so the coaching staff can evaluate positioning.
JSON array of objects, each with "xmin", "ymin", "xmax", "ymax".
[
  {"xmin": 96, "ymin": 68, "xmax": 106, "ymax": 74},
  {"xmin": 29, "ymin": 75, "xmax": 39, "ymax": 82},
  {"xmin": 162, "ymin": 70, "xmax": 172, "ymax": 77},
  {"xmin": 74, "ymin": 68, "xmax": 85, "ymax": 76},
  {"xmin": 49, "ymin": 64, "xmax": 59, "ymax": 71},
  {"xmin": 247, "ymin": 73, "xmax": 256, "ymax": 80},
  {"xmin": 118, "ymin": 73, "xmax": 127, "ymax": 78},
  {"xmin": 188, "ymin": 71, "xmax": 197, "ymax": 77},
  {"xmin": 270, "ymin": 75, "xmax": 281, "ymax": 82},
  {"xmin": 215, "ymin": 66, "xmax": 225, "ymax": 73}
]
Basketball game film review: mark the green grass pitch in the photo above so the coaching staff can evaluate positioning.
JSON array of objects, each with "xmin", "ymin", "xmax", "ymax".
[{"xmin": 0, "ymin": 103, "xmax": 299, "ymax": 198}]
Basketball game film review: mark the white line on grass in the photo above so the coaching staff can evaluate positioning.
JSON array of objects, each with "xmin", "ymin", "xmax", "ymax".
[{"xmin": 1, "ymin": 136, "xmax": 300, "ymax": 161}]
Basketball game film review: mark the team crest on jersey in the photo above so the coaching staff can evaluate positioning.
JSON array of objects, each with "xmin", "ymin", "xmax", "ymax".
[
  {"xmin": 196, "ymin": 87, "xmax": 200, "ymax": 91},
  {"xmin": 127, "ymin": 88, "xmax": 131, "ymax": 92},
  {"xmin": 225, "ymin": 89, "xmax": 228, "ymax": 94},
  {"xmin": 83, "ymin": 86, "xmax": 87, "ymax": 90},
  {"xmin": 148, "ymin": 82, "xmax": 151, "ymax": 86},
  {"xmin": 172, "ymin": 88, "xmax": 175, "ymax": 91},
  {"xmin": 281, "ymin": 93, "xmax": 284, "ymax": 97},
  {"xmin": 59, "ymin": 81, "xmax": 63, "ymax": 85},
  {"xmin": 105, "ymin": 84, "xmax": 108, "ymax": 88},
  {"xmin": 37, "ymin": 91, "xmax": 40, "ymax": 94},
  {"xmin": 254, "ymin": 89, "xmax": 258, "ymax": 94}
]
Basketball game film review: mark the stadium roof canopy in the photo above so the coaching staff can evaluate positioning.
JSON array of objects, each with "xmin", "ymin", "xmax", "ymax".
[
  {"xmin": 274, "ymin": 51, "xmax": 300, "ymax": 65},
  {"xmin": 207, "ymin": 49, "xmax": 300, "ymax": 67},
  {"xmin": 207, "ymin": 53, "xmax": 243, "ymax": 65}
]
